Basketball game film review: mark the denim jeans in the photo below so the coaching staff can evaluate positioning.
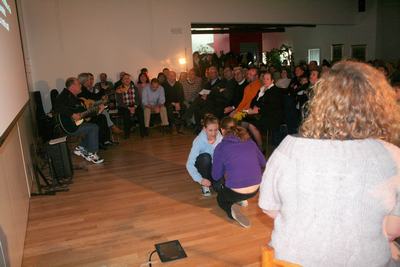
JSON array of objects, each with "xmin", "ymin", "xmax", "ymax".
[{"xmin": 72, "ymin": 122, "xmax": 99, "ymax": 153}]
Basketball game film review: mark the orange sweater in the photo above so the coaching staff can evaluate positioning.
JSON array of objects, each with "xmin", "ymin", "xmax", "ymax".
[{"xmin": 236, "ymin": 79, "xmax": 262, "ymax": 111}]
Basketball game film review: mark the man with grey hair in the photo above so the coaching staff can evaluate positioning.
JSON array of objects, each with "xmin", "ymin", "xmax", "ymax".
[
  {"xmin": 224, "ymin": 66, "xmax": 249, "ymax": 114},
  {"xmin": 78, "ymin": 72, "xmax": 116, "ymax": 148}
]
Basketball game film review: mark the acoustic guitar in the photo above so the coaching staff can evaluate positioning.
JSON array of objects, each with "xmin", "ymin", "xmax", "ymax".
[{"xmin": 58, "ymin": 98, "xmax": 107, "ymax": 134}]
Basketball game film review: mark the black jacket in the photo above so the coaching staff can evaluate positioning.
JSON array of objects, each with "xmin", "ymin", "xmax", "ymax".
[
  {"xmin": 231, "ymin": 80, "xmax": 249, "ymax": 107},
  {"xmin": 54, "ymin": 89, "xmax": 85, "ymax": 117},
  {"xmin": 78, "ymin": 86, "xmax": 105, "ymax": 101},
  {"xmin": 250, "ymin": 85, "xmax": 284, "ymax": 130},
  {"xmin": 163, "ymin": 81, "xmax": 185, "ymax": 106},
  {"xmin": 204, "ymin": 78, "xmax": 228, "ymax": 118}
]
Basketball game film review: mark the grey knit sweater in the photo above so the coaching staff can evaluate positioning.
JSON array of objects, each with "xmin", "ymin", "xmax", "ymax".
[{"xmin": 259, "ymin": 135, "xmax": 400, "ymax": 267}]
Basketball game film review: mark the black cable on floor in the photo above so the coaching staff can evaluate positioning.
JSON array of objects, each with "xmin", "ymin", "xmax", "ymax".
[{"xmin": 148, "ymin": 249, "xmax": 157, "ymax": 267}]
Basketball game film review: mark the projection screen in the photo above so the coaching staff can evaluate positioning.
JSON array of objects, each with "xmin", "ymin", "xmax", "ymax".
[{"xmin": 0, "ymin": 0, "xmax": 29, "ymax": 138}]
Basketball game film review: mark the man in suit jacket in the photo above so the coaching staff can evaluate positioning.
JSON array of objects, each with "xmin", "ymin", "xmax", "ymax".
[
  {"xmin": 163, "ymin": 71, "xmax": 185, "ymax": 133},
  {"xmin": 203, "ymin": 66, "xmax": 227, "ymax": 119}
]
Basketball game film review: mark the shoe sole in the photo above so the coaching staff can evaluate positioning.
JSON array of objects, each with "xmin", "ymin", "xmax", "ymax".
[
  {"xmin": 83, "ymin": 155, "xmax": 104, "ymax": 164},
  {"xmin": 231, "ymin": 204, "xmax": 251, "ymax": 228}
]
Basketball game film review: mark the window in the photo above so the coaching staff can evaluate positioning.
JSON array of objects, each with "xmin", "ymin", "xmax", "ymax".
[
  {"xmin": 331, "ymin": 44, "xmax": 343, "ymax": 62},
  {"xmin": 351, "ymin": 45, "xmax": 366, "ymax": 61},
  {"xmin": 308, "ymin": 48, "xmax": 320, "ymax": 65},
  {"xmin": 191, "ymin": 34, "xmax": 214, "ymax": 53}
]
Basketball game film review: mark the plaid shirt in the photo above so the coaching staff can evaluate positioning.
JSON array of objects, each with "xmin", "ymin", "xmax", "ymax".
[{"xmin": 121, "ymin": 86, "xmax": 136, "ymax": 107}]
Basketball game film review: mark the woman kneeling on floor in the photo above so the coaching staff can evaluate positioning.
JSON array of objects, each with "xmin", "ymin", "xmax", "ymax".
[
  {"xmin": 212, "ymin": 117, "xmax": 266, "ymax": 228},
  {"xmin": 186, "ymin": 114, "xmax": 223, "ymax": 196}
]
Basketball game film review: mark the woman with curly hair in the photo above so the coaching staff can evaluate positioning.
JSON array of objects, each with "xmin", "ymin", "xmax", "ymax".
[{"xmin": 259, "ymin": 61, "xmax": 400, "ymax": 266}]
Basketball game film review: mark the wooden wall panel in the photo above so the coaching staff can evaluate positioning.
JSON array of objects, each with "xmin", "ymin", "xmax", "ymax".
[{"xmin": 0, "ymin": 110, "xmax": 32, "ymax": 267}]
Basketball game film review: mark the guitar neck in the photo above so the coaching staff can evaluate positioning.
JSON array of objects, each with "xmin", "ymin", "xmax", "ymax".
[{"xmin": 80, "ymin": 105, "xmax": 100, "ymax": 119}]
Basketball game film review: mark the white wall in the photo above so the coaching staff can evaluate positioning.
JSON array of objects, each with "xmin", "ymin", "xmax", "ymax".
[
  {"xmin": 262, "ymin": 0, "xmax": 378, "ymax": 63},
  {"xmin": 19, "ymin": 0, "xmax": 359, "ymax": 112}
]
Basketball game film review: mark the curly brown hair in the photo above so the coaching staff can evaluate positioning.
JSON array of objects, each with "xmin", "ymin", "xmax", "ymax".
[{"xmin": 300, "ymin": 60, "xmax": 400, "ymax": 146}]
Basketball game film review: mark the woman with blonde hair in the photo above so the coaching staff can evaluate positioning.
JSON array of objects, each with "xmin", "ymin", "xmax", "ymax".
[
  {"xmin": 186, "ymin": 114, "xmax": 222, "ymax": 197},
  {"xmin": 259, "ymin": 61, "xmax": 400, "ymax": 266}
]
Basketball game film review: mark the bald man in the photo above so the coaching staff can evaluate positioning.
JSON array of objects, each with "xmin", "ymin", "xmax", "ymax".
[{"xmin": 162, "ymin": 71, "xmax": 185, "ymax": 133}]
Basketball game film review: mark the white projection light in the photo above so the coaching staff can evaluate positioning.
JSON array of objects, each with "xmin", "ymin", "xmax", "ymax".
[
  {"xmin": 179, "ymin": 58, "xmax": 186, "ymax": 65},
  {"xmin": 0, "ymin": 0, "xmax": 11, "ymax": 31}
]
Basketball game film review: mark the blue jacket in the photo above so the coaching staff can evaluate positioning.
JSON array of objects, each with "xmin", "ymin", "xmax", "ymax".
[{"xmin": 186, "ymin": 130, "xmax": 223, "ymax": 183}]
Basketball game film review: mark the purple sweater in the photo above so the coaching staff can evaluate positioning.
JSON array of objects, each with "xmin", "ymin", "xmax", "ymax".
[{"xmin": 212, "ymin": 135, "xmax": 266, "ymax": 189}]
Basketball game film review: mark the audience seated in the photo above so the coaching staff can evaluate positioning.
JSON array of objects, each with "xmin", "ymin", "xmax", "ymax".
[
  {"xmin": 142, "ymin": 78, "xmax": 169, "ymax": 135},
  {"xmin": 82, "ymin": 73, "xmax": 122, "ymax": 137},
  {"xmin": 51, "ymin": 54, "xmax": 400, "ymax": 264},
  {"xmin": 184, "ymin": 66, "xmax": 227, "ymax": 132}
]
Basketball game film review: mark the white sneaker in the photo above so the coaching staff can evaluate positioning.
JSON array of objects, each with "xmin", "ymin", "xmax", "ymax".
[
  {"xmin": 84, "ymin": 153, "xmax": 104, "ymax": 164},
  {"xmin": 201, "ymin": 186, "xmax": 211, "ymax": 197},
  {"xmin": 237, "ymin": 200, "xmax": 248, "ymax": 207},
  {"xmin": 231, "ymin": 204, "xmax": 251, "ymax": 228},
  {"xmin": 73, "ymin": 146, "xmax": 87, "ymax": 157}
]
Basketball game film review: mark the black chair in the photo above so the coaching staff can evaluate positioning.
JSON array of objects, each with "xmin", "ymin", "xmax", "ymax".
[{"xmin": 50, "ymin": 89, "xmax": 59, "ymax": 111}]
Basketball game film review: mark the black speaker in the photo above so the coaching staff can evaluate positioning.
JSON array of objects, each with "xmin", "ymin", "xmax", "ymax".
[
  {"xmin": 358, "ymin": 0, "xmax": 366, "ymax": 12},
  {"xmin": 33, "ymin": 91, "xmax": 55, "ymax": 142},
  {"xmin": 46, "ymin": 137, "xmax": 73, "ymax": 180}
]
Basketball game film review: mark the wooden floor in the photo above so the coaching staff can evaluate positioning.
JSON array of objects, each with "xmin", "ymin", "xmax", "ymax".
[{"xmin": 22, "ymin": 130, "xmax": 273, "ymax": 267}]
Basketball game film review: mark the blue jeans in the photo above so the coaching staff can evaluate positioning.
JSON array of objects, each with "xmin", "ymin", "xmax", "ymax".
[
  {"xmin": 195, "ymin": 153, "xmax": 225, "ymax": 191},
  {"xmin": 72, "ymin": 122, "xmax": 99, "ymax": 153}
]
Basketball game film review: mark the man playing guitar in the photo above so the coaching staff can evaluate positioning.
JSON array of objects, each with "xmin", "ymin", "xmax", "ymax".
[
  {"xmin": 78, "ymin": 72, "xmax": 122, "ymax": 140},
  {"xmin": 54, "ymin": 77, "xmax": 104, "ymax": 164}
]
